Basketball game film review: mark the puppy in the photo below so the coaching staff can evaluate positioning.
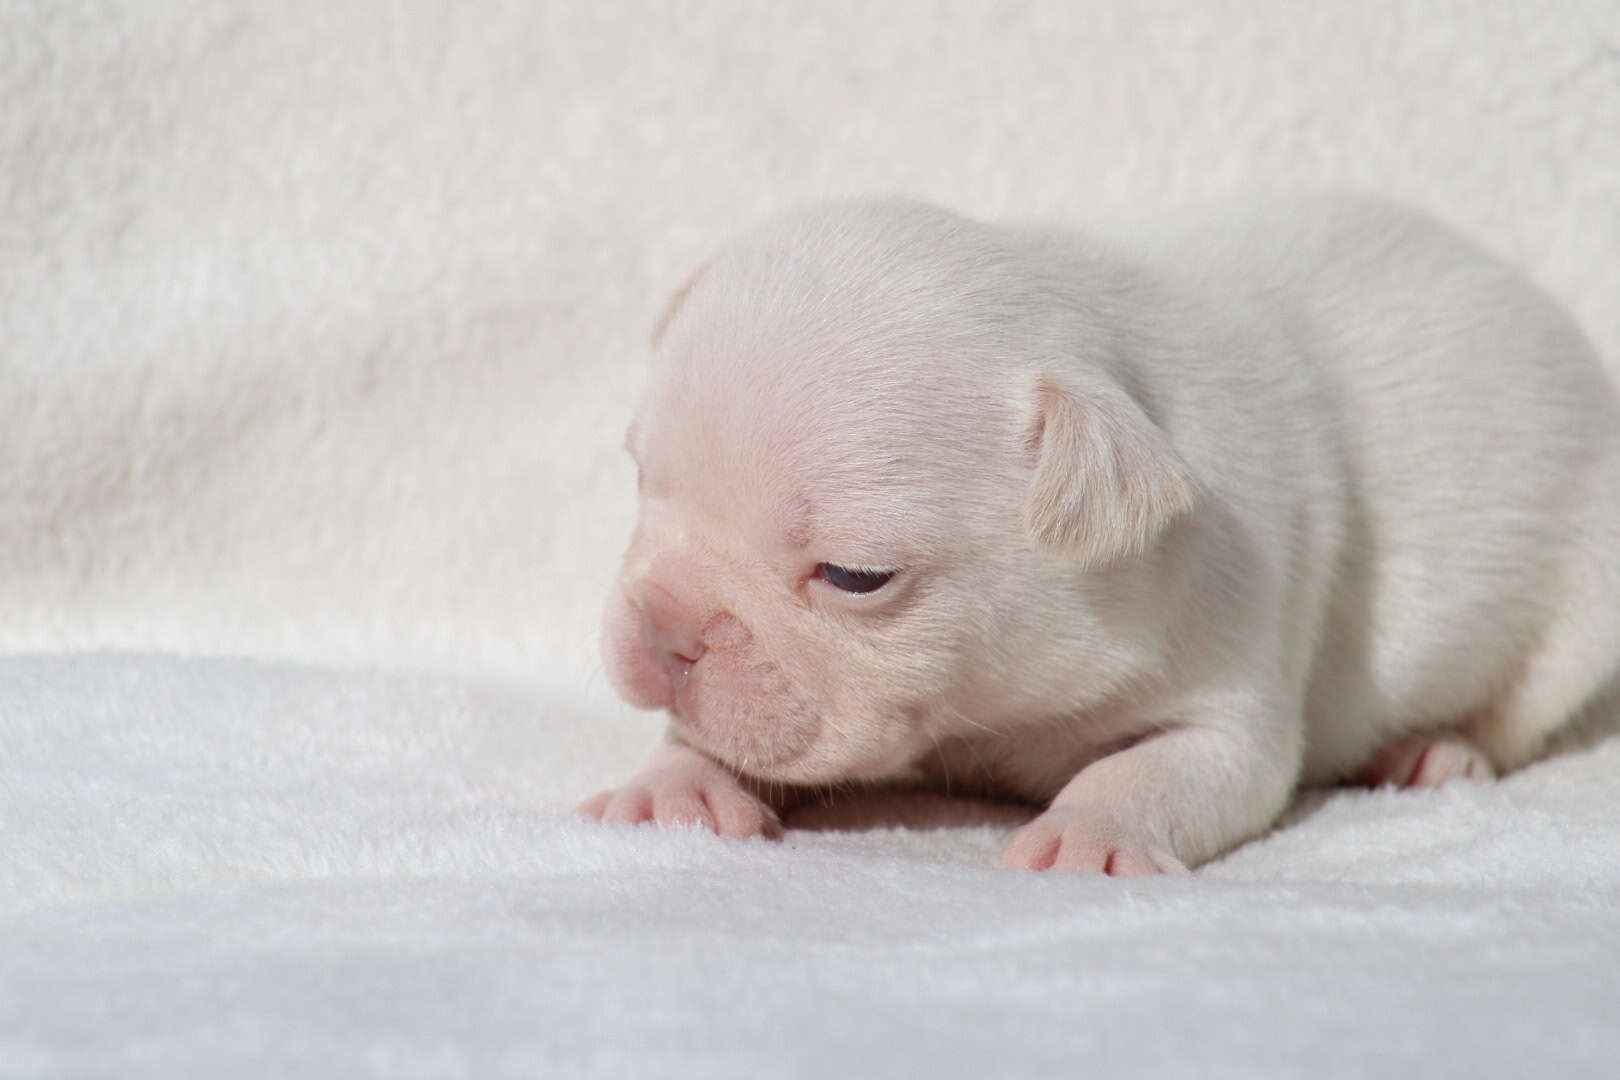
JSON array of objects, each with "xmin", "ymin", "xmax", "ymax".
[{"xmin": 579, "ymin": 194, "xmax": 1620, "ymax": 874}]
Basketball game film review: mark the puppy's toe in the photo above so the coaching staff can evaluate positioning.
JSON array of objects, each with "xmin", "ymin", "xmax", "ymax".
[
  {"xmin": 575, "ymin": 791, "xmax": 613, "ymax": 819},
  {"xmin": 600, "ymin": 788, "xmax": 656, "ymax": 825},
  {"xmin": 705, "ymin": 786, "xmax": 779, "ymax": 839},
  {"xmin": 1049, "ymin": 829, "xmax": 1116, "ymax": 874},
  {"xmin": 1411, "ymin": 736, "xmax": 1497, "ymax": 786},
  {"xmin": 651, "ymin": 787, "xmax": 716, "ymax": 831},
  {"xmin": 1001, "ymin": 819, "xmax": 1065, "ymax": 871}
]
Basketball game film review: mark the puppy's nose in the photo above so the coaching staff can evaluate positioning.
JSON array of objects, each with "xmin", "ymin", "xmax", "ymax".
[{"xmin": 640, "ymin": 580, "xmax": 706, "ymax": 673}]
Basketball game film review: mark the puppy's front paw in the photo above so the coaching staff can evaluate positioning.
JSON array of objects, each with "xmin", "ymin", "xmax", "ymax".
[
  {"xmin": 1001, "ymin": 806, "xmax": 1189, "ymax": 876},
  {"xmin": 576, "ymin": 763, "xmax": 780, "ymax": 840}
]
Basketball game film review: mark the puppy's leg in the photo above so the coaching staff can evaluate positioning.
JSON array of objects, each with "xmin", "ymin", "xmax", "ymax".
[
  {"xmin": 576, "ymin": 734, "xmax": 781, "ymax": 839},
  {"xmin": 1467, "ymin": 451, "xmax": 1620, "ymax": 772},
  {"xmin": 1002, "ymin": 689, "xmax": 1300, "ymax": 875},
  {"xmin": 1465, "ymin": 607, "xmax": 1620, "ymax": 774},
  {"xmin": 1358, "ymin": 731, "xmax": 1496, "ymax": 788}
]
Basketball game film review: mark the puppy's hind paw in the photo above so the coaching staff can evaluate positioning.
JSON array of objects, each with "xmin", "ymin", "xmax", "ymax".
[{"xmin": 1359, "ymin": 732, "xmax": 1497, "ymax": 789}]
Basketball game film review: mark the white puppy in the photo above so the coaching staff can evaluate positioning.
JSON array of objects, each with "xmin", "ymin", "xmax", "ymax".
[{"xmin": 580, "ymin": 194, "xmax": 1620, "ymax": 874}]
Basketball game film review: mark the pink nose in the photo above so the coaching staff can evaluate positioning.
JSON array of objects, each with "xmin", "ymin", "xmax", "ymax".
[{"xmin": 640, "ymin": 579, "xmax": 706, "ymax": 676}]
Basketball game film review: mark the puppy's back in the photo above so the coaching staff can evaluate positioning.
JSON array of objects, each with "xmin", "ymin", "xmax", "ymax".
[{"xmin": 1145, "ymin": 194, "xmax": 1620, "ymax": 776}]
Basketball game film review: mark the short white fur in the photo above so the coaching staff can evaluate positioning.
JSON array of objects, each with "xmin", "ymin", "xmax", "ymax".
[{"xmin": 582, "ymin": 193, "xmax": 1620, "ymax": 874}]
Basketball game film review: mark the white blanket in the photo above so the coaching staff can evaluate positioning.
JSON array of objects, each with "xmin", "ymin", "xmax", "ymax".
[
  {"xmin": 5, "ymin": 653, "xmax": 1618, "ymax": 1076},
  {"xmin": 3, "ymin": 2, "xmax": 1618, "ymax": 1075}
]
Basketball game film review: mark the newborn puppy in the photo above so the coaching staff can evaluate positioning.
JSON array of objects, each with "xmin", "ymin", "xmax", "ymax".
[{"xmin": 580, "ymin": 194, "xmax": 1620, "ymax": 874}]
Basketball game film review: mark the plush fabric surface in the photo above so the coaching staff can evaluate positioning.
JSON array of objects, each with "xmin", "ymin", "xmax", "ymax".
[
  {"xmin": 3, "ymin": 2, "xmax": 1618, "ymax": 1076},
  {"xmin": 3, "ymin": 653, "xmax": 1618, "ymax": 1077}
]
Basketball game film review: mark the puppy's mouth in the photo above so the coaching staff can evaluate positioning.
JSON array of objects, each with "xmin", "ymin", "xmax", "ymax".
[
  {"xmin": 670, "ymin": 697, "xmax": 935, "ymax": 787},
  {"xmin": 659, "ymin": 645, "xmax": 827, "ymax": 775},
  {"xmin": 668, "ymin": 704, "xmax": 815, "ymax": 777},
  {"xmin": 665, "ymin": 678, "xmax": 822, "ymax": 773}
]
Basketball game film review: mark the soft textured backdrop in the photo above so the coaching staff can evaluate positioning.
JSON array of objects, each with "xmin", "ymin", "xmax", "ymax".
[{"xmin": 3, "ymin": 2, "xmax": 1618, "ymax": 1076}]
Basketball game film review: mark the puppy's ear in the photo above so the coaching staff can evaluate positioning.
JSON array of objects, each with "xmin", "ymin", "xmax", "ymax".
[
  {"xmin": 649, "ymin": 261, "xmax": 711, "ymax": 349},
  {"xmin": 1023, "ymin": 373, "xmax": 1196, "ymax": 567}
]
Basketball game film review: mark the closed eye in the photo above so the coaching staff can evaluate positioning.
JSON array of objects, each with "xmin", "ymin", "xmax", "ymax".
[{"xmin": 816, "ymin": 564, "xmax": 895, "ymax": 594}]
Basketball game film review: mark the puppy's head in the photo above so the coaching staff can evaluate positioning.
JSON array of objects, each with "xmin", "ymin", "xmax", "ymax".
[{"xmin": 603, "ymin": 200, "xmax": 1194, "ymax": 784}]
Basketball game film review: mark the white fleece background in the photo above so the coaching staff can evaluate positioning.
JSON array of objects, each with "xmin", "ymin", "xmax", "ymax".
[{"xmin": 3, "ymin": 2, "xmax": 1619, "ymax": 1076}]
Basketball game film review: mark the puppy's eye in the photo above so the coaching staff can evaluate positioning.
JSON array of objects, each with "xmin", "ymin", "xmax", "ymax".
[{"xmin": 817, "ymin": 564, "xmax": 895, "ymax": 594}]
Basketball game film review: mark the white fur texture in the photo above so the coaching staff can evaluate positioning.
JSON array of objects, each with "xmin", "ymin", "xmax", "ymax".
[{"xmin": 590, "ymin": 194, "xmax": 1620, "ymax": 872}]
